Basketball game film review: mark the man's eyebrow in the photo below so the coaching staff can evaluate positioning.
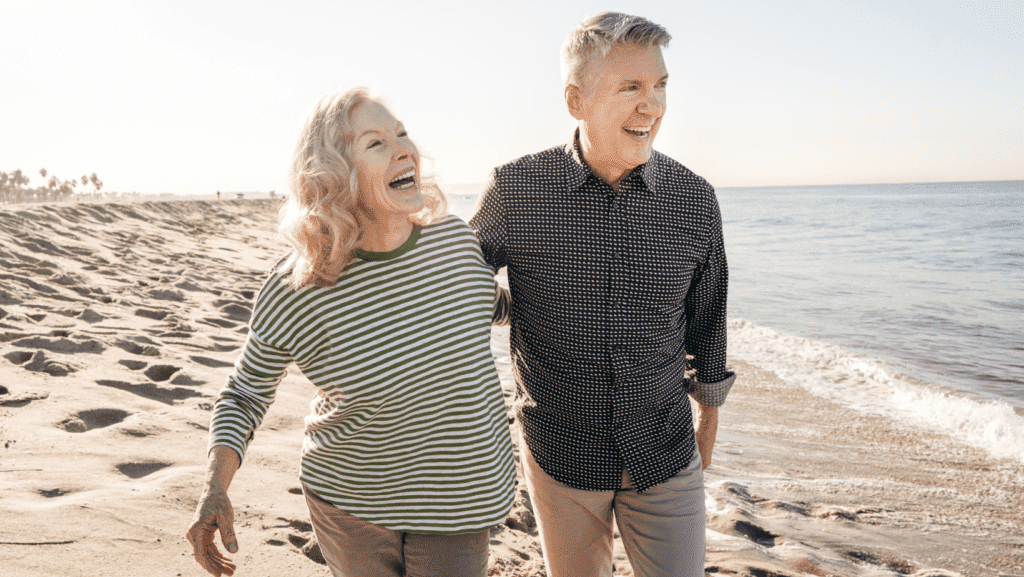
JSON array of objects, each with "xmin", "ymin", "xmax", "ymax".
[{"xmin": 620, "ymin": 73, "xmax": 669, "ymax": 84}]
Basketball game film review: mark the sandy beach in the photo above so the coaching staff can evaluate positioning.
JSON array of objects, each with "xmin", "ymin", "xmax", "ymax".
[{"xmin": 2, "ymin": 199, "xmax": 1021, "ymax": 577}]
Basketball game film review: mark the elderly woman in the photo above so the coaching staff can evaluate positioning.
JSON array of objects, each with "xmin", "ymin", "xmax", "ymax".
[{"xmin": 186, "ymin": 88, "xmax": 516, "ymax": 577}]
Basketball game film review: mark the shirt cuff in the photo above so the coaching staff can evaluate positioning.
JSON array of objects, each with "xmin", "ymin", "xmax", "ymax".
[{"xmin": 686, "ymin": 371, "xmax": 736, "ymax": 408}]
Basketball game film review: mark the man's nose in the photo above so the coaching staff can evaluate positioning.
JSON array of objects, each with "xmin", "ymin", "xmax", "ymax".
[{"xmin": 637, "ymin": 92, "xmax": 664, "ymax": 117}]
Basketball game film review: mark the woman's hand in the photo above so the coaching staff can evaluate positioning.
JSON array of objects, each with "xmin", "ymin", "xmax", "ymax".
[
  {"xmin": 187, "ymin": 489, "xmax": 238, "ymax": 576},
  {"xmin": 186, "ymin": 446, "xmax": 242, "ymax": 576}
]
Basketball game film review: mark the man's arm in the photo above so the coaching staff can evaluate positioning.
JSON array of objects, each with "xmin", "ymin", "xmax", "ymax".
[
  {"xmin": 684, "ymin": 191, "xmax": 735, "ymax": 469},
  {"xmin": 468, "ymin": 168, "xmax": 508, "ymax": 271}
]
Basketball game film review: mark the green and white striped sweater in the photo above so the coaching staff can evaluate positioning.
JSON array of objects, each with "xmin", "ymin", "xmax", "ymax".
[{"xmin": 209, "ymin": 215, "xmax": 516, "ymax": 533}]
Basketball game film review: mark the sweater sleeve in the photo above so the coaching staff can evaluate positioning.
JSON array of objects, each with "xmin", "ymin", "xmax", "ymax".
[{"xmin": 208, "ymin": 328, "xmax": 293, "ymax": 464}]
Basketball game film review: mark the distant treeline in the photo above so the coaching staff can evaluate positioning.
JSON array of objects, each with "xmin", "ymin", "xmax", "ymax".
[{"xmin": 0, "ymin": 168, "xmax": 105, "ymax": 205}]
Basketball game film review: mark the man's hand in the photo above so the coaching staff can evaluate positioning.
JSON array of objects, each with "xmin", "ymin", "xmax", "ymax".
[
  {"xmin": 186, "ymin": 489, "xmax": 238, "ymax": 576},
  {"xmin": 694, "ymin": 404, "xmax": 719, "ymax": 471}
]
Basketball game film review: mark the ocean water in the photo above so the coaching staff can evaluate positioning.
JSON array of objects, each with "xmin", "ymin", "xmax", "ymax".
[{"xmin": 446, "ymin": 180, "xmax": 1024, "ymax": 463}]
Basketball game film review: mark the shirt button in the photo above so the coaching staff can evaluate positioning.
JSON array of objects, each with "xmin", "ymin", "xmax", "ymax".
[{"xmin": 612, "ymin": 300, "xmax": 621, "ymax": 310}]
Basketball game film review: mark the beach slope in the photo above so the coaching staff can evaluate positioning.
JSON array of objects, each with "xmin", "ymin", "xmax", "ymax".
[{"xmin": 1, "ymin": 200, "xmax": 1018, "ymax": 576}]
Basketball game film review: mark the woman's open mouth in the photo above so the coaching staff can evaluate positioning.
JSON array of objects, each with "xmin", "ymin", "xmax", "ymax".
[{"xmin": 388, "ymin": 169, "xmax": 416, "ymax": 190}]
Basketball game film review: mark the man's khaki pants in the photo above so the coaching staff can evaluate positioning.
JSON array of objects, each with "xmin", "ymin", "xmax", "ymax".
[{"xmin": 521, "ymin": 436, "xmax": 705, "ymax": 577}]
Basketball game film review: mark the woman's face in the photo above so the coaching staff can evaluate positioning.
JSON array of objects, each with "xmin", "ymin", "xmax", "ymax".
[{"xmin": 349, "ymin": 100, "xmax": 424, "ymax": 221}]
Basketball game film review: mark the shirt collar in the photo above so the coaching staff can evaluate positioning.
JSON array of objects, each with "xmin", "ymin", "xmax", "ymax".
[
  {"xmin": 564, "ymin": 130, "xmax": 591, "ymax": 193},
  {"xmin": 564, "ymin": 128, "xmax": 660, "ymax": 194}
]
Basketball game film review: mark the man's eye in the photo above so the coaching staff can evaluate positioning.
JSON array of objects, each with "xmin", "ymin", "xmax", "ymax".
[{"xmin": 622, "ymin": 85, "xmax": 639, "ymax": 92}]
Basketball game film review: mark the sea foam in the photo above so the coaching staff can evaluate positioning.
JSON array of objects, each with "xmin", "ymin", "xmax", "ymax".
[{"xmin": 728, "ymin": 318, "xmax": 1024, "ymax": 463}]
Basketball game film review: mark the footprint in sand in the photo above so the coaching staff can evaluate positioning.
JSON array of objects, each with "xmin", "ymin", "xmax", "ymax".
[
  {"xmin": 78, "ymin": 309, "xmax": 104, "ymax": 323},
  {"xmin": 0, "ymin": 384, "xmax": 49, "ymax": 407},
  {"xmin": 115, "ymin": 462, "xmax": 171, "ymax": 479},
  {"xmin": 118, "ymin": 359, "xmax": 148, "ymax": 371},
  {"xmin": 95, "ymin": 379, "xmax": 203, "ymax": 404},
  {"xmin": 147, "ymin": 288, "xmax": 185, "ymax": 302},
  {"xmin": 213, "ymin": 300, "xmax": 252, "ymax": 323},
  {"xmin": 173, "ymin": 279, "xmax": 206, "ymax": 293},
  {"xmin": 4, "ymin": 350, "xmax": 34, "ymax": 365},
  {"xmin": 265, "ymin": 517, "xmax": 325, "ymax": 565},
  {"xmin": 39, "ymin": 488, "xmax": 71, "ymax": 498},
  {"xmin": 5, "ymin": 349, "xmax": 80, "ymax": 377},
  {"xmin": 143, "ymin": 364, "xmax": 181, "ymax": 382},
  {"xmin": 189, "ymin": 355, "xmax": 235, "ymax": 369},
  {"xmin": 58, "ymin": 408, "xmax": 131, "ymax": 433},
  {"xmin": 706, "ymin": 513, "xmax": 780, "ymax": 548},
  {"xmin": 169, "ymin": 372, "xmax": 207, "ymax": 386},
  {"xmin": 134, "ymin": 308, "xmax": 169, "ymax": 321},
  {"xmin": 114, "ymin": 339, "xmax": 161, "ymax": 357},
  {"xmin": 157, "ymin": 331, "xmax": 195, "ymax": 339},
  {"xmin": 200, "ymin": 317, "xmax": 238, "ymax": 329},
  {"xmin": 9, "ymin": 335, "xmax": 107, "ymax": 354}
]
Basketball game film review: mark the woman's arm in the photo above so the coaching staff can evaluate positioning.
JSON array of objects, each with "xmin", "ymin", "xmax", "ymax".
[
  {"xmin": 492, "ymin": 284, "xmax": 512, "ymax": 326},
  {"xmin": 187, "ymin": 321, "xmax": 294, "ymax": 575},
  {"xmin": 186, "ymin": 445, "xmax": 242, "ymax": 576}
]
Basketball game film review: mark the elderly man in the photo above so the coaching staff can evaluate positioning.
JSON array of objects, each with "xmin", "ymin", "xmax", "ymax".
[{"xmin": 469, "ymin": 12, "xmax": 735, "ymax": 577}]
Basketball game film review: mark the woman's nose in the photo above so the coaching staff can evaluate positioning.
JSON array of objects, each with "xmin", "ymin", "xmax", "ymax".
[{"xmin": 394, "ymin": 139, "xmax": 412, "ymax": 161}]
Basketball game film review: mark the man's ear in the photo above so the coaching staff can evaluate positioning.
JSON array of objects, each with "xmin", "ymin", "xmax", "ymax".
[{"xmin": 565, "ymin": 84, "xmax": 584, "ymax": 120}]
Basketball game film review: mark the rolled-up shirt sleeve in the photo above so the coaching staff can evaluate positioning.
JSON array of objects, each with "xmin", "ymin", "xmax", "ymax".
[
  {"xmin": 686, "ymin": 371, "xmax": 736, "ymax": 408},
  {"xmin": 208, "ymin": 329, "xmax": 293, "ymax": 464},
  {"xmin": 468, "ymin": 169, "xmax": 508, "ymax": 271}
]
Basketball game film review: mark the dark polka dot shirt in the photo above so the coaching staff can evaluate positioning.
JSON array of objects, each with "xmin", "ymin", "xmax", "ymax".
[{"xmin": 469, "ymin": 135, "xmax": 736, "ymax": 493}]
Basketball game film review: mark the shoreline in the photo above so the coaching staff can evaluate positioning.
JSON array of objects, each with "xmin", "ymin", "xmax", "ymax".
[{"xmin": 1, "ymin": 199, "xmax": 1021, "ymax": 576}]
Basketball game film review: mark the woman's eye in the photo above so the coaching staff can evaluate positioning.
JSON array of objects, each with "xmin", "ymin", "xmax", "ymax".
[
  {"xmin": 398, "ymin": 130, "xmax": 408, "ymax": 138},
  {"xmin": 367, "ymin": 140, "xmax": 381, "ymax": 149}
]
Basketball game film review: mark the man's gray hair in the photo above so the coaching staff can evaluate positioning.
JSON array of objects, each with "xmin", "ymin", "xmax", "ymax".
[{"xmin": 561, "ymin": 12, "xmax": 671, "ymax": 88}]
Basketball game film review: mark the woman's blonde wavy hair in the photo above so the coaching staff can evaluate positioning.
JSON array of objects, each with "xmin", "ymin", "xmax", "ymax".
[{"xmin": 278, "ymin": 87, "xmax": 447, "ymax": 290}]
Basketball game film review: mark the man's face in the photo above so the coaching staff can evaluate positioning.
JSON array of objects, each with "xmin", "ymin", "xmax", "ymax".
[{"xmin": 574, "ymin": 43, "xmax": 668, "ymax": 178}]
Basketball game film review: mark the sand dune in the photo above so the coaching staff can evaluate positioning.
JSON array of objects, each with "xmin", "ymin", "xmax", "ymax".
[{"xmin": 1, "ymin": 200, "xmax": 1016, "ymax": 576}]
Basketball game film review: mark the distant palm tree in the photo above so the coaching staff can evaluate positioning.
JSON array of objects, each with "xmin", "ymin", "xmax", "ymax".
[
  {"xmin": 0, "ymin": 171, "xmax": 9, "ymax": 204},
  {"xmin": 11, "ymin": 170, "xmax": 30, "ymax": 203},
  {"xmin": 89, "ymin": 173, "xmax": 103, "ymax": 197}
]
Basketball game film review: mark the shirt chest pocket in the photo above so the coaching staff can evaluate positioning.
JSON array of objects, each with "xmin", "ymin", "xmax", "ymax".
[{"xmin": 623, "ymin": 222, "xmax": 706, "ymax": 306}]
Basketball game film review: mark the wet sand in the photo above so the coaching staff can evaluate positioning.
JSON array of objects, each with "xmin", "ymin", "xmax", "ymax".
[{"xmin": 1, "ymin": 199, "xmax": 1020, "ymax": 576}]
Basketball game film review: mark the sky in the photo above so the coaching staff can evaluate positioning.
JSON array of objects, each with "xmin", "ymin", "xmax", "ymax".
[{"xmin": 1, "ymin": 0, "xmax": 1021, "ymax": 195}]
